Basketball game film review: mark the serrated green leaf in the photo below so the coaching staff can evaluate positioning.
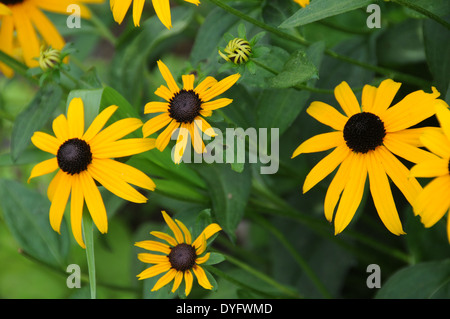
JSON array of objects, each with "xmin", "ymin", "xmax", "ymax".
[{"xmin": 279, "ymin": 0, "xmax": 373, "ymax": 29}]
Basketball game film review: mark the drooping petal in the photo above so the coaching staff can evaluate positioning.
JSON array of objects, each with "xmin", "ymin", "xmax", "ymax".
[
  {"xmin": 198, "ymin": 73, "xmax": 240, "ymax": 102},
  {"xmin": 187, "ymin": 122, "xmax": 206, "ymax": 154},
  {"xmin": 306, "ymin": 101, "xmax": 348, "ymax": 131},
  {"xmin": 12, "ymin": 4, "xmax": 40, "ymax": 67},
  {"xmin": 333, "ymin": 153, "xmax": 367, "ymax": 235},
  {"xmin": 152, "ymin": 268, "xmax": 177, "ymax": 291},
  {"xmin": 88, "ymin": 158, "xmax": 148, "ymax": 203},
  {"xmin": 172, "ymin": 271, "xmax": 184, "ymax": 293},
  {"xmin": 28, "ymin": 158, "xmax": 59, "ymax": 182},
  {"xmin": 334, "ymin": 81, "xmax": 361, "ymax": 117},
  {"xmin": 192, "ymin": 265, "xmax": 213, "ymax": 290},
  {"xmin": 28, "ymin": 5, "xmax": 65, "ymax": 50},
  {"xmin": 194, "ymin": 117, "xmax": 217, "ymax": 137},
  {"xmin": 291, "ymin": 131, "xmax": 344, "ymax": 158},
  {"xmin": 173, "ymin": 124, "xmax": 190, "ymax": 164},
  {"xmin": 161, "ymin": 211, "xmax": 185, "ymax": 244},
  {"xmin": 79, "ymin": 171, "xmax": 108, "ymax": 234},
  {"xmin": 49, "ymin": 172, "xmax": 72, "ymax": 233},
  {"xmin": 111, "ymin": 0, "xmax": 132, "ymax": 24},
  {"xmin": 367, "ymin": 150, "xmax": 405, "ymax": 235},
  {"xmin": 70, "ymin": 173, "xmax": 86, "ymax": 248},
  {"xmin": 302, "ymin": 145, "xmax": 350, "ymax": 193},
  {"xmin": 196, "ymin": 252, "xmax": 210, "ymax": 265},
  {"xmin": 184, "ymin": 269, "xmax": 194, "ymax": 296},
  {"xmin": 47, "ymin": 170, "xmax": 64, "ymax": 202},
  {"xmin": 132, "ymin": 0, "xmax": 145, "ymax": 26},
  {"xmin": 155, "ymin": 120, "xmax": 179, "ymax": 152},
  {"xmin": 152, "ymin": 0, "xmax": 172, "ymax": 29}
]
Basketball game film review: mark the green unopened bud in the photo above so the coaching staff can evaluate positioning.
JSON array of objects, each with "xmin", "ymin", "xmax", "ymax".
[
  {"xmin": 39, "ymin": 46, "xmax": 61, "ymax": 72},
  {"xmin": 219, "ymin": 38, "xmax": 252, "ymax": 65}
]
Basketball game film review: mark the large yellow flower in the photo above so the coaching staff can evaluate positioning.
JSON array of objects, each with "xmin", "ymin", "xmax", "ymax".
[
  {"xmin": 110, "ymin": 0, "xmax": 199, "ymax": 29},
  {"xmin": 292, "ymin": 79, "xmax": 441, "ymax": 235},
  {"xmin": 28, "ymin": 97, "xmax": 156, "ymax": 248},
  {"xmin": 411, "ymin": 102, "xmax": 450, "ymax": 243},
  {"xmin": 0, "ymin": 0, "xmax": 103, "ymax": 76},
  {"xmin": 142, "ymin": 60, "xmax": 240, "ymax": 164},
  {"xmin": 135, "ymin": 211, "xmax": 221, "ymax": 296}
]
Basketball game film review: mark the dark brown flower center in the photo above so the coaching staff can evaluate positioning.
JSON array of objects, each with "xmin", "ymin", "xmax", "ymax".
[
  {"xmin": 0, "ymin": 0, "xmax": 23, "ymax": 5},
  {"xmin": 56, "ymin": 138, "xmax": 92, "ymax": 175},
  {"xmin": 168, "ymin": 243, "xmax": 197, "ymax": 271},
  {"xmin": 343, "ymin": 112, "xmax": 386, "ymax": 154},
  {"xmin": 168, "ymin": 90, "xmax": 202, "ymax": 124}
]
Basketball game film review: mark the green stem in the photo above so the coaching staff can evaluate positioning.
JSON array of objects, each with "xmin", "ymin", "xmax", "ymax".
[
  {"xmin": 82, "ymin": 215, "xmax": 96, "ymax": 299},
  {"xmin": 391, "ymin": 0, "xmax": 450, "ymax": 30},
  {"xmin": 207, "ymin": 0, "xmax": 432, "ymax": 88},
  {"xmin": 248, "ymin": 210, "xmax": 333, "ymax": 298},
  {"xmin": 216, "ymin": 250, "xmax": 302, "ymax": 298},
  {"xmin": 0, "ymin": 51, "xmax": 37, "ymax": 83},
  {"xmin": 88, "ymin": 12, "xmax": 117, "ymax": 46}
]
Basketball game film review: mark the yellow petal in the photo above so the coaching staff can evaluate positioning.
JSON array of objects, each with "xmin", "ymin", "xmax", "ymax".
[
  {"xmin": 367, "ymin": 79, "xmax": 401, "ymax": 115},
  {"xmin": 410, "ymin": 158, "xmax": 449, "ymax": 178},
  {"xmin": 142, "ymin": 113, "xmax": 172, "ymax": 137},
  {"xmin": 192, "ymin": 223, "xmax": 222, "ymax": 250},
  {"xmin": 334, "ymin": 81, "xmax": 361, "ymax": 117},
  {"xmin": 67, "ymin": 98, "xmax": 85, "ymax": 138},
  {"xmin": 194, "ymin": 117, "xmax": 217, "ymax": 137},
  {"xmin": 171, "ymin": 271, "xmax": 184, "ymax": 293},
  {"xmin": 383, "ymin": 133, "xmax": 439, "ymax": 164},
  {"xmin": 137, "ymin": 262, "xmax": 171, "ymax": 280},
  {"xmin": 92, "ymin": 138, "xmax": 156, "ymax": 158},
  {"xmin": 194, "ymin": 76, "xmax": 217, "ymax": 95},
  {"xmin": 333, "ymin": 153, "xmax": 367, "ymax": 235},
  {"xmin": 196, "ymin": 252, "xmax": 210, "ymax": 265},
  {"xmin": 135, "ymin": 240, "xmax": 171, "ymax": 254},
  {"xmin": 138, "ymin": 253, "xmax": 169, "ymax": 264},
  {"xmin": 70, "ymin": 174, "xmax": 86, "ymax": 248},
  {"xmin": 132, "ymin": 0, "xmax": 145, "ymax": 26},
  {"xmin": 49, "ymin": 172, "xmax": 72, "ymax": 234},
  {"xmin": 155, "ymin": 120, "xmax": 179, "ymax": 152},
  {"xmin": 184, "ymin": 269, "xmax": 194, "ymax": 296},
  {"xmin": 144, "ymin": 102, "xmax": 170, "ymax": 114},
  {"xmin": 187, "ymin": 122, "xmax": 206, "ymax": 154},
  {"xmin": 150, "ymin": 231, "xmax": 178, "ymax": 247},
  {"xmin": 306, "ymin": 101, "xmax": 348, "ymax": 131},
  {"xmin": 435, "ymin": 101, "xmax": 450, "ymax": 141},
  {"xmin": 415, "ymin": 175, "xmax": 450, "ymax": 228},
  {"xmin": 83, "ymin": 105, "xmax": 118, "ymax": 142},
  {"xmin": 88, "ymin": 158, "xmax": 148, "ymax": 203},
  {"xmin": 28, "ymin": 158, "xmax": 59, "ymax": 183},
  {"xmin": 90, "ymin": 118, "xmax": 142, "ymax": 146},
  {"xmin": 361, "ymin": 84, "xmax": 377, "ymax": 113},
  {"xmin": 161, "ymin": 211, "xmax": 184, "ymax": 244},
  {"xmin": 52, "ymin": 114, "xmax": 69, "ymax": 142},
  {"xmin": 367, "ymin": 151, "xmax": 405, "ymax": 235},
  {"xmin": 173, "ymin": 124, "xmax": 190, "ymax": 164},
  {"xmin": 151, "ymin": 268, "xmax": 177, "ymax": 291},
  {"xmin": 12, "ymin": 4, "xmax": 40, "ymax": 67},
  {"xmin": 79, "ymin": 171, "xmax": 108, "ymax": 234},
  {"xmin": 198, "ymin": 73, "xmax": 240, "ymax": 102},
  {"xmin": 201, "ymin": 98, "xmax": 233, "ymax": 111},
  {"xmin": 154, "ymin": 85, "xmax": 174, "ymax": 102},
  {"xmin": 175, "ymin": 219, "xmax": 192, "ymax": 245},
  {"xmin": 28, "ymin": 5, "xmax": 65, "ymax": 50},
  {"xmin": 157, "ymin": 60, "xmax": 179, "ymax": 93},
  {"xmin": 291, "ymin": 132, "xmax": 344, "ymax": 158},
  {"xmin": 47, "ymin": 170, "xmax": 64, "ymax": 202},
  {"xmin": 182, "ymin": 74, "xmax": 195, "ymax": 91},
  {"xmin": 303, "ymin": 145, "xmax": 350, "ymax": 193},
  {"xmin": 420, "ymin": 128, "xmax": 450, "ymax": 159},
  {"xmin": 31, "ymin": 131, "xmax": 61, "ymax": 155},
  {"xmin": 192, "ymin": 265, "xmax": 213, "ymax": 290},
  {"xmin": 152, "ymin": 0, "xmax": 172, "ymax": 29},
  {"xmin": 111, "ymin": 0, "xmax": 132, "ymax": 24}
]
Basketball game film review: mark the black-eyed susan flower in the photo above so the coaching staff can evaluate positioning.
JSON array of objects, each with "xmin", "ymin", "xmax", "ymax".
[
  {"xmin": 0, "ymin": 0, "xmax": 103, "ymax": 76},
  {"xmin": 292, "ymin": 79, "xmax": 442, "ymax": 235},
  {"xmin": 142, "ymin": 60, "xmax": 240, "ymax": 163},
  {"xmin": 294, "ymin": 0, "xmax": 310, "ymax": 8},
  {"xmin": 110, "ymin": 0, "xmax": 199, "ymax": 29},
  {"xmin": 410, "ymin": 101, "xmax": 450, "ymax": 243},
  {"xmin": 135, "ymin": 211, "xmax": 221, "ymax": 296},
  {"xmin": 28, "ymin": 97, "xmax": 156, "ymax": 248}
]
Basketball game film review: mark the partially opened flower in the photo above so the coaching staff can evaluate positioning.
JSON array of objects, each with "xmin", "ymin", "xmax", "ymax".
[
  {"xmin": 0, "ymin": 0, "xmax": 103, "ymax": 76},
  {"xmin": 292, "ymin": 79, "xmax": 441, "ymax": 235},
  {"xmin": 142, "ymin": 60, "xmax": 240, "ymax": 163},
  {"xmin": 110, "ymin": 0, "xmax": 199, "ymax": 29},
  {"xmin": 28, "ymin": 97, "xmax": 156, "ymax": 248},
  {"xmin": 294, "ymin": 0, "xmax": 310, "ymax": 8},
  {"xmin": 135, "ymin": 211, "xmax": 221, "ymax": 296},
  {"xmin": 410, "ymin": 101, "xmax": 450, "ymax": 243}
]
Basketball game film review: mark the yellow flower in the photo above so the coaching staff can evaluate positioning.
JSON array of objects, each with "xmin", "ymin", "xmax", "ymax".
[
  {"xmin": 28, "ymin": 97, "xmax": 156, "ymax": 248},
  {"xmin": 410, "ymin": 101, "xmax": 450, "ymax": 243},
  {"xmin": 142, "ymin": 60, "xmax": 240, "ymax": 164},
  {"xmin": 110, "ymin": 0, "xmax": 200, "ymax": 29},
  {"xmin": 135, "ymin": 211, "xmax": 221, "ymax": 296},
  {"xmin": 0, "ymin": 0, "xmax": 104, "ymax": 76},
  {"xmin": 219, "ymin": 38, "xmax": 252, "ymax": 65},
  {"xmin": 292, "ymin": 79, "xmax": 441, "ymax": 235},
  {"xmin": 294, "ymin": 0, "xmax": 310, "ymax": 8}
]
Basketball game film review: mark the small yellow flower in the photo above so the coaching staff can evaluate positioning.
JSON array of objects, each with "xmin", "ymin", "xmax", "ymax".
[
  {"xmin": 110, "ymin": 0, "xmax": 200, "ymax": 29},
  {"xmin": 135, "ymin": 211, "xmax": 222, "ymax": 296},
  {"xmin": 142, "ymin": 60, "xmax": 240, "ymax": 163},
  {"xmin": 292, "ymin": 79, "xmax": 442, "ymax": 235},
  {"xmin": 28, "ymin": 97, "xmax": 156, "ymax": 248},
  {"xmin": 38, "ymin": 46, "xmax": 61, "ymax": 72},
  {"xmin": 294, "ymin": 0, "xmax": 310, "ymax": 8},
  {"xmin": 410, "ymin": 101, "xmax": 450, "ymax": 243},
  {"xmin": 219, "ymin": 38, "xmax": 252, "ymax": 65}
]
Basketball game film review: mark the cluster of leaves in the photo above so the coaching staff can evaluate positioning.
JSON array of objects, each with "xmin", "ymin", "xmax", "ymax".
[{"xmin": 0, "ymin": 0, "xmax": 449, "ymax": 299}]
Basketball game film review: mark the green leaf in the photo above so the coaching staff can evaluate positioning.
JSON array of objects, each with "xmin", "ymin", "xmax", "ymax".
[
  {"xmin": 202, "ymin": 253, "xmax": 226, "ymax": 266},
  {"xmin": 194, "ymin": 163, "xmax": 251, "ymax": 241},
  {"xmin": 376, "ymin": 259, "xmax": 450, "ymax": 299},
  {"xmin": 268, "ymin": 50, "xmax": 318, "ymax": 88},
  {"xmin": 0, "ymin": 178, "xmax": 70, "ymax": 268},
  {"xmin": 10, "ymin": 83, "xmax": 63, "ymax": 161},
  {"xmin": 279, "ymin": 0, "xmax": 373, "ymax": 29}
]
